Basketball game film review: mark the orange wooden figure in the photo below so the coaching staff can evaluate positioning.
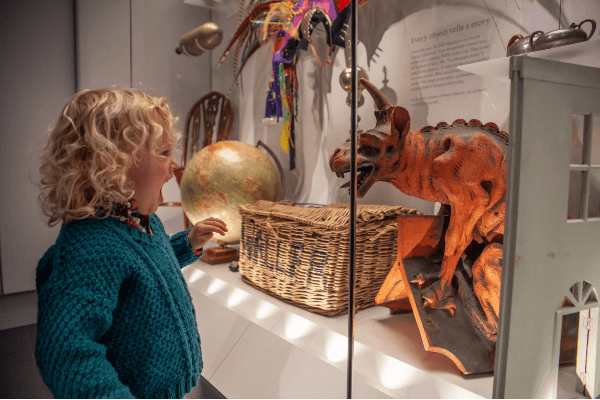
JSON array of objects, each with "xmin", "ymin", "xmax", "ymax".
[{"xmin": 329, "ymin": 78, "xmax": 507, "ymax": 341}]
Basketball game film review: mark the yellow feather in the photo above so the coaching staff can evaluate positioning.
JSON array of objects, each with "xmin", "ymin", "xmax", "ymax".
[{"xmin": 280, "ymin": 120, "xmax": 290, "ymax": 153}]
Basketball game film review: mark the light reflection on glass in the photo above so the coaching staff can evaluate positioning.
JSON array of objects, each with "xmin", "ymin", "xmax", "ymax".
[
  {"xmin": 207, "ymin": 278, "xmax": 226, "ymax": 294},
  {"xmin": 227, "ymin": 288, "xmax": 250, "ymax": 307},
  {"xmin": 324, "ymin": 332, "xmax": 348, "ymax": 363},
  {"xmin": 377, "ymin": 356, "xmax": 420, "ymax": 389},
  {"xmin": 283, "ymin": 314, "xmax": 317, "ymax": 340},
  {"xmin": 188, "ymin": 268, "xmax": 205, "ymax": 283},
  {"xmin": 255, "ymin": 301, "xmax": 279, "ymax": 320}
]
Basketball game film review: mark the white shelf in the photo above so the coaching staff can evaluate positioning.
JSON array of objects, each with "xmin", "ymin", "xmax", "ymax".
[
  {"xmin": 183, "ymin": 247, "xmax": 493, "ymax": 399},
  {"xmin": 184, "ymin": 248, "xmax": 587, "ymax": 398},
  {"xmin": 458, "ymin": 38, "xmax": 600, "ymax": 83}
]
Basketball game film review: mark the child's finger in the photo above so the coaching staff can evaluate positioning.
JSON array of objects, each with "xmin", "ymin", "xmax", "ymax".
[
  {"xmin": 202, "ymin": 217, "xmax": 228, "ymax": 227},
  {"xmin": 195, "ymin": 223, "xmax": 227, "ymax": 236},
  {"xmin": 194, "ymin": 219, "xmax": 227, "ymax": 231},
  {"xmin": 201, "ymin": 220, "xmax": 228, "ymax": 232}
]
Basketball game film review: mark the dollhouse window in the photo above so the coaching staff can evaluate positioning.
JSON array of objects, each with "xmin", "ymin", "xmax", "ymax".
[
  {"xmin": 562, "ymin": 281, "xmax": 599, "ymax": 308},
  {"xmin": 568, "ymin": 114, "xmax": 600, "ymax": 221}
]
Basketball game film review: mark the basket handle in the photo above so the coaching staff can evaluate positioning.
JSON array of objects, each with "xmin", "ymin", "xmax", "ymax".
[
  {"xmin": 256, "ymin": 140, "xmax": 286, "ymax": 201},
  {"xmin": 265, "ymin": 217, "xmax": 282, "ymax": 240},
  {"xmin": 369, "ymin": 222, "xmax": 398, "ymax": 241}
]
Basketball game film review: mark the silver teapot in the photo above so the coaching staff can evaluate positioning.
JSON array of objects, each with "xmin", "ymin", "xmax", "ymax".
[{"xmin": 506, "ymin": 19, "xmax": 596, "ymax": 56}]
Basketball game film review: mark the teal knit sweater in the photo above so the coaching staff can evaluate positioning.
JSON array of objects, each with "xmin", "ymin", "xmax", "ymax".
[{"xmin": 35, "ymin": 214, "xmax": 203, "ymax": 398}]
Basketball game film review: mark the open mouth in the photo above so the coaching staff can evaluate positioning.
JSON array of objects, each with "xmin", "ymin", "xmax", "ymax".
[{"xmin": 338, "ymin": 165, "xmax": 374, "ymax": 194}]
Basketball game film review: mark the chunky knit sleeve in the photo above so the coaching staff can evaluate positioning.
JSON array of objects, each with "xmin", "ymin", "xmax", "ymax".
[
  {"xmin": 150, "ymin": 214, "xmax": 202, "ymax": 269},
  {"xmin": 170, "ymin": 229, "xmax": 202, "ymax": 268},
  {"xmin": 35, "ymin": 224, "xmax": 136, "ymax": 399}
]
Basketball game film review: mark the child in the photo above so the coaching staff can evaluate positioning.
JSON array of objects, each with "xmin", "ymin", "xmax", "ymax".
[{"xmin": 36, "ymin": 88, "xmax": 227, "ymax": 398}]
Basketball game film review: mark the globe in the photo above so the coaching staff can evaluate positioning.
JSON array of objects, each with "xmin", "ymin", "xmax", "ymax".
[{"xmin": 180, "ymin": 140, "xmax": 281, "ymax": 243}]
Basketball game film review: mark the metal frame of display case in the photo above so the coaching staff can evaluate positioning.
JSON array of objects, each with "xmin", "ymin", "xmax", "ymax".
[{"xmin": 347, "ymin": 0, "xmax": 358, "ymax": 398}]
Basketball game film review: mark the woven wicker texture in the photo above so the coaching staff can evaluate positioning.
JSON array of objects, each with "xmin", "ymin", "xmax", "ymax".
[{"xmin": 238, "ymin": 200, "xmax": 421, "ymax": 316}]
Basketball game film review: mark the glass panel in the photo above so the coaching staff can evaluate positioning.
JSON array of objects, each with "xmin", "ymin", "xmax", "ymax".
[
  {"xmin": 571, "ymin": 114, "xmax": 585, "ymax": 165},
  {"xmin": 589, "ymin": 168, "xmax": 600, "ymax": 219},
  {"xmin": 559, "ymin": 312, "xmax": 578, "ymax": 364},
  {"xmin": 570, "ymin": 282, "xmax": 580, "ymax": 302},
  {"xmin": 587, "ymin": 288, "xmax": 599, "ymax": 304},
  {"xmin": 568, "ymin": 170, "xmax": 583, "ymax": 220},
  {"xmin": 592, "ymin": 115, "xmax": 600, "ymax": 165},
  {"xmin": 562, "ymin": 295, "xmax": 576, "ymax": 308}
]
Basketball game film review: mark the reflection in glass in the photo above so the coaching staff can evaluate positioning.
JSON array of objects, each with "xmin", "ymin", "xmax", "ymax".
[
  {"xmin": 592, "ymin": 115, "xmax": 600, "ymax": 165},
  {"xmin": 207, "ymin": 278, "xmax": 226, "ymax": 294},
  {"xmin": 571, "ymin": 114, "xmax": 585, "ymax": 165},
  {"xmin": 589, "ymin": 169, "xmax": 600, "ymax": 219},
  {"xmin": 226, "ymin": 287, "xmax": 250, "ymax": 307},
  {"xmin": 324, "ymin": 332, "xmax": 347, "ymax": 363},
  {"xmin": 568, "ymin": 170, "xmax": 583, "ymax": 220},
  {"xmin": 283, "ymin": 314, "xmax": 316, "ymax": 340}
]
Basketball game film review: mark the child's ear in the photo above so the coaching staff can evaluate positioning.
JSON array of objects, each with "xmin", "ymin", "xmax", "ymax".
[{"xmin": 391, "ymin": 106, "xmax": 410, "ymax": 138}]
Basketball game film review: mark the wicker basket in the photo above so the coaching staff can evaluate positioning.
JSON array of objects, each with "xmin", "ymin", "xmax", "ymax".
[{"xmin": 238, "ymin": 200, "xmax": 421, "ymax": 316}]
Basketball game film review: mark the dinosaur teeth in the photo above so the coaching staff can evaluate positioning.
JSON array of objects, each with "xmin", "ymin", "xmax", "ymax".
[
  {"xmin": 357, "ymin": 168, "xmax": 371, "ymax": 183},
  {"xmin": 340, "ymin": 166, "xmax": 372, "ymax": 191}
]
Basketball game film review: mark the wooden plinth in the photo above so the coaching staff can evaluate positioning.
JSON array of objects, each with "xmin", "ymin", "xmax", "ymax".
[{"xmin": 201, "ymin": 247, "xmax": 239, "ymax": 265}]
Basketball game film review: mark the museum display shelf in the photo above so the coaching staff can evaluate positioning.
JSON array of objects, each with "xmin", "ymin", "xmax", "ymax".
[
  {"xmin": 458, "ymin": 38, "xmax": 600, "ymax": 82},
  {"xmin": 184, "ymin": 245, "xmax": 586, "ymax": 398},
  {"xmin": 183, "ymin": 243, "xmax": 493, "ymax": 398}
]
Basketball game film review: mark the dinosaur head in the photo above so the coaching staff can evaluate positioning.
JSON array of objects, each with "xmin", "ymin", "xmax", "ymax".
[{"xmin": 329, "ymin": 78, "xmax": 410, "ymax": 198}]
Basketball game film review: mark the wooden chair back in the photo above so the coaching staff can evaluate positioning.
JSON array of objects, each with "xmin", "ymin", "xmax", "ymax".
[
  {"xmin": 160, "ymin": 91, "xmax": 235, "ymax": 230},
  {"xmin": 181, "ymin": 91, "xmax": 235, "ymax": 167}
]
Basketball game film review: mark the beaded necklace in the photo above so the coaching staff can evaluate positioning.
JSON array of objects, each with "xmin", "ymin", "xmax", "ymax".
[{"xmin": 95, "ymin": 198, "xmax": 153, "ymax": 235}]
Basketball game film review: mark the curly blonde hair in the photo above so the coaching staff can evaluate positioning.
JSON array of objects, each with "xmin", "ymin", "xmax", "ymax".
[{"xmin": 38, "ymin": 88, "xmax": 180, "ymax": 227}]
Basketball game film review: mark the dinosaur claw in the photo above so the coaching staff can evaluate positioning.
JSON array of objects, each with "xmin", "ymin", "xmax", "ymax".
[
  {"xmin": 419, "ymin": 280, "xmax": 457, "ymax": 315},
  {"xmin": 422, "ymin": 298, "xmax": 432, "ymax": 309},
  {"xmin": 446, "ymin": 303, "xmax": 456, "ymax": 316},
  {"xmin": 411, "ymin": 274, "xmax": 425, "ymax": 287}
]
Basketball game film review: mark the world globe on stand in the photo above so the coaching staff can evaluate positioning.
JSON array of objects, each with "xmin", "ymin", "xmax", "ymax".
[{"xmin": 180, "ymin": 140, "xmax": 281, "ymax": 244}]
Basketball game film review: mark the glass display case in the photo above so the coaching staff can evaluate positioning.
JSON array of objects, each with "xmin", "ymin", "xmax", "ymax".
[{"xmin": 73, "ymin": 0, "xmax": 600, "ymax": 398}]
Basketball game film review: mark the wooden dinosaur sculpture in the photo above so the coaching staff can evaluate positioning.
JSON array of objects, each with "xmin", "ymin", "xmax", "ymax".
[{"xmin": 329, "ymin": 79, "xmax": 507, "ymax": 332}]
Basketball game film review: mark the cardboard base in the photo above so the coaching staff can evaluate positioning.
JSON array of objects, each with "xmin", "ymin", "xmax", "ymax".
[{"xmin": 201, "ymin": 247, "xmax": 239, "ymax": 265}]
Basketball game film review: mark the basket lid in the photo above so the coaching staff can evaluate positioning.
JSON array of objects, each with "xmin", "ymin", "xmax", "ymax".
[{"xmin": 239, "ymin": 200, "xmax": 421, "ymax": 230}]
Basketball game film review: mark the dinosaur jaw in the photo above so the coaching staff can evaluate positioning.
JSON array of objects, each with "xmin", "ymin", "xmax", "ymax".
[{"xmin": 338, "ymin": 164, "xmax": 376, "ymax": 198}]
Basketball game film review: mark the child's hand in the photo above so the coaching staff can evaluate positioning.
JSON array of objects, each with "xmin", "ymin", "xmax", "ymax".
[{"xmin": 187, "ymin": 217, "xmax": 228, "ymax": 251}]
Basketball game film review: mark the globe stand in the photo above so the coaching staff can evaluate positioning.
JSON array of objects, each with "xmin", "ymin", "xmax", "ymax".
[{"xmin": 201, "ymin": 240, "xmax": 239, "ymax": 265}]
